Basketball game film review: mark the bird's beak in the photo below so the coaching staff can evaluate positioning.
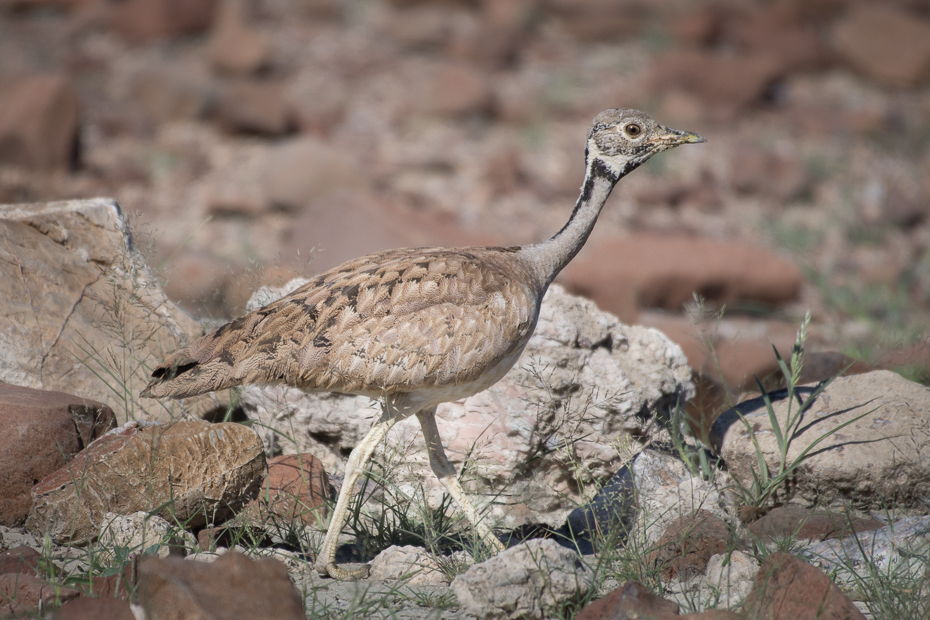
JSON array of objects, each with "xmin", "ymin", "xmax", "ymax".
[{"xmin": 650, "ymin": 126, "xmax": 707, "ymax": 146}]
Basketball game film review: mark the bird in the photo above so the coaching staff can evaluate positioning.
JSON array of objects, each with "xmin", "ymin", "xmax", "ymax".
[{"xmin": 141, "ymin": 108, "xmax": 704, "ymax": 580}]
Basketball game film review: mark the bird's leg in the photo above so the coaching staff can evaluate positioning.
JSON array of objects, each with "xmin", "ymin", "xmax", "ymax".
[
  {"xmin": 415, "ymin": 407, "xmax": 505, "ymax": 553},
  {"xmin": 315, "ymin": 407, "xmax": 398, "ymax": 580}
]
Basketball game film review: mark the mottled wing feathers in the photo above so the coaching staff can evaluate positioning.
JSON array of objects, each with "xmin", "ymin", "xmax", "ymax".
[{"xmin": 141, "ymin": 247, "xmax": 539, "ymax": 400}]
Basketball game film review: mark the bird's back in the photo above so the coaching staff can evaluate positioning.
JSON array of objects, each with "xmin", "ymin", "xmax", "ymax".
[{"xmin": 142, "ymin": 246, "xmax": 543, "ymax": 401}]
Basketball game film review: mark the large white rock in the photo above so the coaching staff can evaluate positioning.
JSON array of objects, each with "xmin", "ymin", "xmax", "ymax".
[
  {"xmin": 711, "ymin": 370, "xmax": 930, "ymax": 508},
  {"xmin": 0, "ymin": 198, "xmax": 224, "ymax": 422},
  {"xmin": 241, "ymin": 281, "xmax": 694, "ymax": 527}
]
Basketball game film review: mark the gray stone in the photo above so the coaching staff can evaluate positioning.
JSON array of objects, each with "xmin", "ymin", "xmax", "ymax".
[
  {"xmin": 97, "ymin": 512, "xmax": 197, "ymax": 564},
  {"xmin": 242, "ymin": 282, "xmax": 694, "ymax": 527},
  {"xmin": 0, "ymin": 198, "xmax": 226, "ymax": 423},
  {"xmin": 711, "ymin": 370, "xmax": 930, "ymax": 508},
  {"xmin": 451, "ymin": 538, "xmax": 592, "ymax": 620},
  {"xmin": 801, "ymin": 515, "xmax": 930, "ymax": 590},
  {"xmin": 702, "ymin": 550, "xmax": 759, "ymax": 609},
  {"xmin": 369, "ymin": 545, "xmax": 448, "ymax": 586}
]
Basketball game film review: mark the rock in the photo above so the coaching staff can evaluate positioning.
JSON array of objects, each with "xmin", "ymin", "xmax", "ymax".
[
  {"xmin": 648, "ymin": 510, "xmax": 730, "ymax": 579},
  {"xmin": 82, "ymin": 563, "xmax": 135, "ymax": 600},
  {"xmin": 741, "ymin": 552, "xmax": 866, "ymax": 620},
  {"xmin": 747, "ymin": 505, "xmax": 883, "ymax": 541},
  {"xmin": 574, "ymin": 580, "xmax": 679, "ymax": 620},
  {"xmin": 632, "ymin": 451, "xmax": 730, "ymax": 546},
  {"xmin": 0, "ymin": 74, "xmax": 80, "ymax": 171},
  {"xmin": 242, "ymin": 284, "xmax": 694, "ymax": 527},
  {"xmin": 561, "ymin": 234, "xmax": 802, "ymax": 316},
  {"xmin": 830, "ymin": 5, "xmax": 930, "ymax": 86},
  {"xmin": 97, "ymin": 512, "xmax": 197, "ymax": 564},
  {"xmin": 0, "ymin": 198, "xmax": 222, "ymax": 422},
  {"xmin": 137, "ymin": 550, "xmax": 305, "ymax": 620},
  {"xmin": 209, "ymin": 0, "xmax": 270, "ymax": 74},
  {"xmin": 214, "ymin": 80, "xmax": 293, "ymax": 136},
  {"xmin": 801, "ymin": 515, "xmax": 930, "ymax": 589},
  {"xmin": 55, "ymin": 598, "xmax": 136, "ymax": 620},
  {"xmin": 451, "ymin": 538, "xmax": 592, "ymax": 620},
  {"xmin": 731, "ymin": 147, "xmax": 812, "ymax": 202},
  {"xmin": 418, "ymin": 61, "xmax": 492, "ymax": 117},
  {"xmin": 734, "ymin": 7, "xmax": 827, "ymax": 73},
  {"xmin": 0, "ymin": 573, "xmax": 81, "ymax": 615},
  {"xmin": 711, "ymin": 370, "xmax": 930, "ymax": 508},
  {"xmin": 130, "ymin": 64, "xmax": 214, "ymax": 124},
  {"xmin": 0, "ymin": 546, "xmax": 43, "ymax": 577},
  {"xmin": 26, "ymin": 420, "xmax": 266, "ymax": 544},
  {"xmin": 196, "ymin": 525, "xmax": 269, "ymax": 552},
  {"xmin": 545, "ymin": 0, "xmax": 642, "ymax": 41},
  {"xmin": 250, "ymin": 453, "xmax": 329, "ymax": 527},
  {"xmin": 108, "ymin": 0, "xmax": 219, "ymax": 44},
  {"xmin": 703, "ymin": 550, "xmax": 759, "ymax": 610},
  {"xmin": 369, "ymin": 545, "xmax": 448, "ymax": 586},
  {"xmin": 260, "ymin": 139, "xmax": 361, "ymax": 210},
  {"xmin": 651, "ymin": 50, "xmax": 784, "ymax": 118},
  {"xmin": 0, "ymin": 384, "xmax": 116, "ymax": 526}
]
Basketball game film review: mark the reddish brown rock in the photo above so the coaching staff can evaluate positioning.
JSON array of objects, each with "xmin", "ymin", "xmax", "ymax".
[
  {"xmin": 260, "ymin": 139, "xmax": 361, "ymax": 211},
  {"xmin": 560, "ymin": 234, "xmax": 802, "ymax": 316},
  {"xmin": 137, "ymin": 551, "xmax": 304, "ymax": 620},
  {"xmin": 574, "ymin": 580, "xmax": 679, "ymax": 620},
  {"xmin": 209, "ymin": 0, "xmax": 270, "ymax": 74},
  {"xmin": 0, "ymin": 573, "xmax": 81, "ymax": 616},
  {"xmin": 55, "ymin": 597, "xmax": 135, "ymax": 620},
  {"xmin": 0, "ymin": 74, "xmax": 80, "ymax": 171},
  {"xmin": 215, "ymin": 80, "xmax": 293, "ymax": 135},
  {"xmin": 748, "ymin": 505, "xmax": 884, "ymax": 542},
  {"xmin": 831, "ymin": 4, "xmax": 930, "ymax": 86},
  {"xmin": 731, "ymin": 148, "xmax": 812, "ymax": 203},
  {"xmin": 648, "ymin": 510, "xmax": 730, "ymax": 579},
  {"xmin": 545, "ymin": 0, "xmax": 642, "ymax": 41},
  {"xmin": 108, "ymin": 0, "xmax": 219, "ymax": 43},
  {"xmin": 253, "ymin": 453, "xmax": 329, "ymax": 526},
  {"xmin": 741, "ymin": 552, "xmax": 866, "ymax": 620},
  {"xmin": 734, "ymin": 7, "xmax": 828, "ymax": 73},
  {"xmin": 420, "ymin": 62, "xmax": 492, "ymax": 117},
  {"xmin": 0, "ymin": 547, "xmax": 43, "ymax": 577},
  {"xmin": 26, "ymin": 421, "xmax": 266, "ymax": 544},
  {"xmin": 651, "ymin": 50, "xmax": 784, "ymax": 118},
  {"xmin": 131, "ymin": 65, "xmax": 214, "ymax": 124},
  {"xmin": 0, "ymin": 384, "xmax": 116, "ymax": 527}
]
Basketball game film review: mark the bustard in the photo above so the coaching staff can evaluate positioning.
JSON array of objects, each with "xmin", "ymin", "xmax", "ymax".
[{"xmin": 141, "ymin": 109, "xmax": 704, "ymax": 580}]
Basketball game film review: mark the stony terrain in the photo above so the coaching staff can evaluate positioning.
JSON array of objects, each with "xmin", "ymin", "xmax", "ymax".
[{"xmin": 1, "ymin": 0, "xmax": 930, "ymax": 618}]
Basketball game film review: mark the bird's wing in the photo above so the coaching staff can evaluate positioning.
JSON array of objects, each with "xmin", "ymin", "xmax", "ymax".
[{"xmin": 141, "ymin": 247, "xmax": 539, "ymax": 399}]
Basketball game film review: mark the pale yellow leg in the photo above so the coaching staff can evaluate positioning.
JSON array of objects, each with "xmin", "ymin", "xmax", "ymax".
[
  {"xmin": 315, "ymin": 410, "xmax": 398, "ymax": 580},
  {"xmin": 416, "ymin": 407, "xmax": 505, "ymax": 553}
]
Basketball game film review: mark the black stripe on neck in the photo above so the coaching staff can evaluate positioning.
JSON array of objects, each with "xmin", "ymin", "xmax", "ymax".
[{"xmin": 580, "ymin": 158, "xmax": 620, "ymax": 203}]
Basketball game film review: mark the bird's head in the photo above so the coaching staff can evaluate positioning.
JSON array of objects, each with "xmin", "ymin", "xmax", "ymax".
[{"xmin": 585, "ymin": 109, "xmax": 705, "ymax": 181}]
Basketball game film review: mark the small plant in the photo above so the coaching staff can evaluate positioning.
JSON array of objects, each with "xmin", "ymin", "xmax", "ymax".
[{"xmin": 729, "ymin": 312, "xmax": 873, "ymax": 511}]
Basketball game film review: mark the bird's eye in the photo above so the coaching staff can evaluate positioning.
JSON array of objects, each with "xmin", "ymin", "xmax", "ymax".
[{"xmin": 623, "ymin": 123, "xmax": 642, "ymax": 138}]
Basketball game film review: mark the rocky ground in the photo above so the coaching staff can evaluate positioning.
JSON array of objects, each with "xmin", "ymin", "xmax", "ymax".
[{"xmin": 1, "ymin": 0, "xmax": 930, "ymax": 618}]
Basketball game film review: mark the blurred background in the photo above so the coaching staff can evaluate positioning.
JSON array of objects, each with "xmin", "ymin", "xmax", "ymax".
[{"xmin": 1, "ymin": 0, "xmax": 929, "ymax": 429}]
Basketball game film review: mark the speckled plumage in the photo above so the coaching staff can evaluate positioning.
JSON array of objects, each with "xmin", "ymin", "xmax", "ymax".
[{"xmin": 142, "ymin": 246, "xmax": 540, "ymax": 405}]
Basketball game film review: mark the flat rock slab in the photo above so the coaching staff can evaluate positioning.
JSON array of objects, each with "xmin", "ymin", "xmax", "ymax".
[
  {"xmin": 0, "ymin": 198, "xmax": 225, "ymax": 422},
  {"xmin": 711, "ymin": 370, "xmax": 930, "ymax": 507},
  {"xmin": 26, "ymin": 420, "xmax": 266, "ymax": 544},
  {"xmin": 0, "ymin": 383, "xmax": 116, "ymax": 526}
]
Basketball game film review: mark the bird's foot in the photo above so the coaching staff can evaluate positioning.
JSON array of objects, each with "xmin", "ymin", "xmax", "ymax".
[{"xmin": 315, "ymin": 560, "xmax": 371, "ymax": 581}]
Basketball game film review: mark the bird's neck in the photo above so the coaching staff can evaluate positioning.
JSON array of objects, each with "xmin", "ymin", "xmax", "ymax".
[{"xmin": 519, "ymin": 158, "xmax": 619, "ymax": 289}]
